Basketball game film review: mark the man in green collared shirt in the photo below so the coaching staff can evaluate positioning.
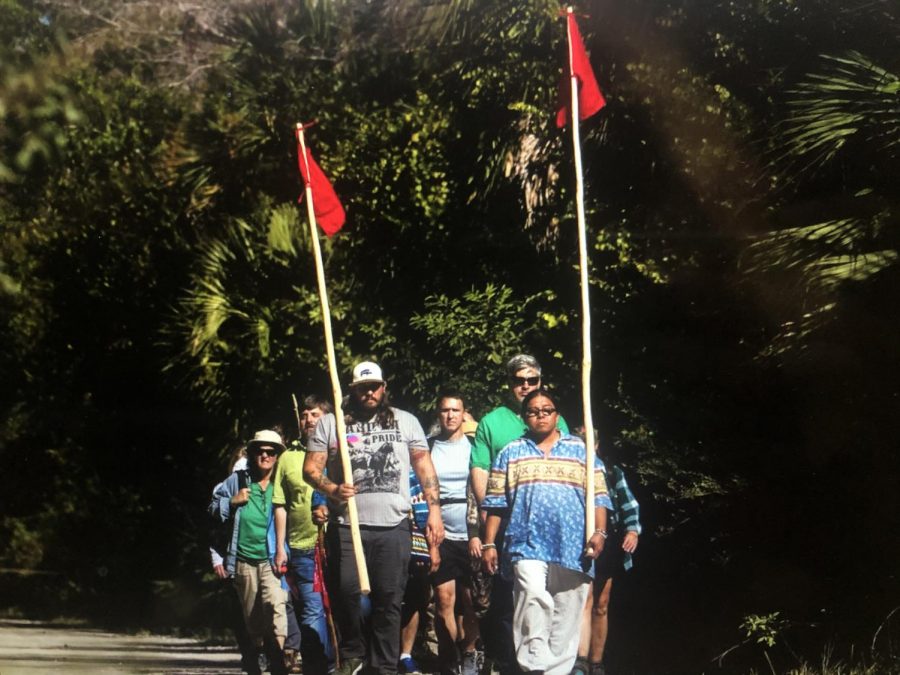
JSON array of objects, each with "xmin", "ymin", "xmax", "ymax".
[{"xmin": 469, "ymin": 354, "xmax": 569, "ymax": 504}]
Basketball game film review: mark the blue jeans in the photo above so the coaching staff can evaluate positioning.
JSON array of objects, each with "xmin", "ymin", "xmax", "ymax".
[{"xmin": 289, "ymin": 547, "xmax": 334, "ymax": 672}]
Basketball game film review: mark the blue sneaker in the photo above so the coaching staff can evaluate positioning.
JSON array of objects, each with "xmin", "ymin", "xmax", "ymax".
[{"xmin": 399, "ymin": 656, "xmax": 423, "ymax": 674}]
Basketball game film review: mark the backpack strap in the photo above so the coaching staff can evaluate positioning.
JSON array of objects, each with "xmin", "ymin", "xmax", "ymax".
[{"xmin": 238, "ymin": 468, "xmax": 252, "ymax": 491}]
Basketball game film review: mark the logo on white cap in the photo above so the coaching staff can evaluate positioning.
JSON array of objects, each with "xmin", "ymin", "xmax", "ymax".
[{"xmin": 351, "ymin": 361, "xmax": 384, "ymax": 386}]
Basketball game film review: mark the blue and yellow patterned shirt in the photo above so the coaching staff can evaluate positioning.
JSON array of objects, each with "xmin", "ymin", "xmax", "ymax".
[{"xmin": 482, "ymin": 432, "xmax": 613, "ymax": 579}]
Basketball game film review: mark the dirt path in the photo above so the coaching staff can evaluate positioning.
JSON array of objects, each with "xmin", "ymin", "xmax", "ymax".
[{"xmin": 0, "ymin": 619, "xmax": 243, "ymax": 674}]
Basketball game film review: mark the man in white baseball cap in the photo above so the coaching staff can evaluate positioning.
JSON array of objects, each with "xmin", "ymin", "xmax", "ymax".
[
  {"xmin": 304, "ymin": 360, "xmax": 445, "ymax": 675},
  {"xmin": 350, "ymin": 361, "xmax": 385, "ymax": 387}
]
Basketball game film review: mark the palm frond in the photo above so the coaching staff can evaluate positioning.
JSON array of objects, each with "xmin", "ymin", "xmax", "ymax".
[
  {"xmin": 746, "ymin": 214, "xmax": 896, "ymax": 289},
  {"xmin": 806, "ymin": 250, "xmax": 898, "ymax": 290},
  {"xmin": 747, "ymin": 218, "xmax": 864, "ymax": 272},
  {"xmin": 759, "ymin": 303, "xmax": 837, "ymax": 359},
  {"xmin": 773, "ymin": 51, "xmax": 900, "ymax": 177},
  {"xmin": 163, "ymin": 217, "xmax": 268, "ymax": 405},
  {"xmin": 266, "ymin": 202, "xmax": 303, "ymax": 257}
]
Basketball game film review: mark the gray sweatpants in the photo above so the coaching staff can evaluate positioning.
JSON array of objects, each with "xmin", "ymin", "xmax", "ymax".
[{"xmin": 512, "ymin": 560, "xmax": 591, "ymax": 675}]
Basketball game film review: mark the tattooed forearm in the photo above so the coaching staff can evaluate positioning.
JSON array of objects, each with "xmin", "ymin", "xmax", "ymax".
[
  {"xmin": 421, "ymin": 475, "xmax": 441, "ymax": 505},
  {"xmin": 303, "ymin": 452, "xmax": 335, "ymax": 495},
  {"xmin": 314, "ymin": 474, "xmax": 337, "ymax": 494},
  {"xmin": 410, "ymin": 449, "xmax": 441, "ymax": 507}
]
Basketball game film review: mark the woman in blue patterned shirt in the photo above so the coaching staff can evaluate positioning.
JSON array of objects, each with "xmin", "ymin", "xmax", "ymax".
[{"xmin": 481, "ymin": 389, "xmax": 613, "ymax": 675}]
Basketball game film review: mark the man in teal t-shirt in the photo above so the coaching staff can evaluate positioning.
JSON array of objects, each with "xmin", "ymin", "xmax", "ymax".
[{"xmin": 468, "ymin": 354, "xmax": 567, "ymax": 675}]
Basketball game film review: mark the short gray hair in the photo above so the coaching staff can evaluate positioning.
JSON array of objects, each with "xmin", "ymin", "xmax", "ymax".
[{"xmin": 506, "ymin": 354, "xmax": 541, "ymax": 378}]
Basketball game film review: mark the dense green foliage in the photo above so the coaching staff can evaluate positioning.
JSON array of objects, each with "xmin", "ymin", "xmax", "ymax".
[{"xmin": 1, "ymin": 0, "xmax": 898, "ymax": 672}]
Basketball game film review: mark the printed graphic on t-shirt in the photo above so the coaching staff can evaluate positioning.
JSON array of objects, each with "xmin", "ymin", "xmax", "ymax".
[{"xmin": 346, "ymin": 424, "xmax": 402, "ymax": 494}]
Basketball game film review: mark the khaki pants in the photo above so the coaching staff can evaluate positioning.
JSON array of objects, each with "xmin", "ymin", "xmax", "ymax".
[{"xmin": 234, "ymin": 559, "xmax": 288, "ymax": 644}]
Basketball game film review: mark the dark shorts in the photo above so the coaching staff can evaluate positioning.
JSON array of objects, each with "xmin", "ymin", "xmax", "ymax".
[
  {"xmin": 403, "ymin": 554, "xmax": 432, "ymax": 621},
  {"xmin": 431, "ymin": 539, "xmax": 473, "ymax": 588},
  {"xmin": 593, "ymin": 537, "xmax": 625, "ymax": 586}
]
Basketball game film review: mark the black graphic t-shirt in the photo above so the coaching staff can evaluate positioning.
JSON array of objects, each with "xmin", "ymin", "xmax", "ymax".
[{"xmin": 309, "ymin": 408, "xmax": 428, "ymax": 526}]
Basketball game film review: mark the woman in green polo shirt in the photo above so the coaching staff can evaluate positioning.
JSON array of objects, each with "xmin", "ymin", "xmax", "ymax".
[{"xmin": 210, "ymin": 429, "xmax": 290, "ymax": 672}]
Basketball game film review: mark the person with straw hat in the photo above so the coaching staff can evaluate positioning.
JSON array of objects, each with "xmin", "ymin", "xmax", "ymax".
[{"xmin": 210, "ymin": 429, "xmax": 291, "ymax": 674}]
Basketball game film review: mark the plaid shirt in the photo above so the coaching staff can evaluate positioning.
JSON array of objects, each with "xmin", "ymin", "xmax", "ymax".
[{"xmin": 605, "ymin": 464, "xmax": 641, "ymax": 570}]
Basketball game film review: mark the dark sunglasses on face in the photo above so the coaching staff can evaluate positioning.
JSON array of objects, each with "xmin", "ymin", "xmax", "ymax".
[
  {"xmin": 255, "ymin": 447, "xmax": 279, "ymax": 458},
  {"xmin": 353, "ymin": 382, "xmax": 383, "ymax": 393},
  {"xmin": 511, "ymin": 376, "xmax": 540, "ymax": 387},
  {"xmin": 524, "ymin": 407, "xmax": 556, "ymax": 418}
]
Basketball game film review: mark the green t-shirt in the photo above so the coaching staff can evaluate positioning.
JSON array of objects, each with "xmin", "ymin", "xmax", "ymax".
[
  {"xmin": 237, "ymin": 481, "xmax": 272, "ymax": 562},
  {"xmin": 469, "ymin": 404, "xmax": 569, "ymax": 471},
  {"xmin": 272, "ymin": 448, "xmax": 319, "ymax": 551}
]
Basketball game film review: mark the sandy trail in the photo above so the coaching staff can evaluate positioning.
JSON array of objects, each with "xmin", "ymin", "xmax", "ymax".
[{"xmin": 0, "ymin": 619, "xmax": 242, "ymax": 674}]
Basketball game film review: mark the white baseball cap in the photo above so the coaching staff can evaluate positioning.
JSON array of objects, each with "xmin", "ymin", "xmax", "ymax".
[{"xmin": 350, "ymin": 361, "xmax": 385, "ymax": 386}]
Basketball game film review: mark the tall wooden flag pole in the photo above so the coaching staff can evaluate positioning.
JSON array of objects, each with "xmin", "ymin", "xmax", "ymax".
[
  {"xmin": 291, "ymin": 393, "xmax": 303, "ymax": 437},
  {"xmin": 296, "ymin": 123, "xmax": 370, "ymax": 594},
  {"xmin": 560, "ymin": 6, "xmax": 606, "ymax": 547},
  {"xmin": 568, "ymin": 13, "xmax": 596, "ymax": 545}
]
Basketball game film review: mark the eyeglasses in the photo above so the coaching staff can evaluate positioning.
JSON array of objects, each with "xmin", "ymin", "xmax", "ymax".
[
  {"xmin": 510, "ymin": 376, "xmax": 540, "ymax": 387},
  {"xmin": 524, "ymin": 407, "xmax": 556, "ymax": 418},
  {"xmin": 255, "ymin": 447, "xmax": 279, "ymax": 458}
]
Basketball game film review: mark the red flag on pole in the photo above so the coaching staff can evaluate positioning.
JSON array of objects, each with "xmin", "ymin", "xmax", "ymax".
[
  {"xmin": 556, "ymin": 12, "xmax": 606, "ymax": 128},
  {"xmin": 296, "ymin": 130, "xmax": 346, "ymax": 236}
]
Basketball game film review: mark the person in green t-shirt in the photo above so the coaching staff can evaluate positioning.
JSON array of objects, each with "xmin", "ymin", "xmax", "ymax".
[
  {"xmin": 210, "ymin": 428, "xmax": 290, "ymax": 670},
  {"xmin": 273, "ymin": 394, "xmax": 335, "ymax": 672},
  {"xmin": 468, "ymin": 354, "xmax": 568, "ymax": 675},
  {"xmin": 469, "ymin": 354, "xmax": 569, "ymax": 504}
]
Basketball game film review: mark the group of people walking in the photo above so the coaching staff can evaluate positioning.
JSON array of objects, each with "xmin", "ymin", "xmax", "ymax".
[{"xmin": 208, "ymin": 354, "xmax": 641, "ymax": 675}]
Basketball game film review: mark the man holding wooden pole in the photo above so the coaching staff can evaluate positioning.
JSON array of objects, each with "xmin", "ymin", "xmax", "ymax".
[
  {"xmin": 273, "ymin": 395, "xmax": 335, "ymax": 673},
  {"xmin": 304, "ymin": 361, "xmax": 444, "ymax": 675}
]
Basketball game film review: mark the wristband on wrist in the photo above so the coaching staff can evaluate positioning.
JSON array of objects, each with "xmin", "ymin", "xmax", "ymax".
[
  {"xmin": 481, "ymin": 543, "xmax": 497, "ymax": 549},
  {"xmin": 594, "ymin": 529, "xmax": 608, "ymax": 539}
]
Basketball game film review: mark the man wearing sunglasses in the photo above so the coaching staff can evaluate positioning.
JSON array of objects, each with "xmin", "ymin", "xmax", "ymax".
[
  {"xmin": 468, "ymin": 354, "xmax": 569, "ymax": 675},
  {"xmin": 304, "ymin": 361, "xmax": 444, "ymax": 675}
]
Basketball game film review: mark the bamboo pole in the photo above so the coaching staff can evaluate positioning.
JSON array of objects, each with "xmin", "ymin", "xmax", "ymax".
[
  {"xmin": 291, "ymin": 393, "xmax": 303, "ymax": 438},
  {"xmin": 297, "ymin": 391, "xmax": 342, "ymax": 664},
  {"xmin": 297, "ymin": 123, "xmax": 370, "ymax": 594},
  {"xmin": 566, "ymin": 6, "xmax": 597, "ymax": 547}
]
